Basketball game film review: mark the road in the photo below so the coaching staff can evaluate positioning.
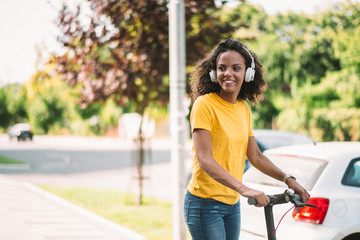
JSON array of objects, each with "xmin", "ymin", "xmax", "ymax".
[
  {"xmin": 0, "ymin": 135, "xmax": 172, "ymax": 174},
  {"xmin": 0, "ymin": 134, "xmax": 191, "ymax": 201}
]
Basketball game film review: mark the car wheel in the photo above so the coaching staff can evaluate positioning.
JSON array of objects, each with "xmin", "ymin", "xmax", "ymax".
[{"xmin": 342, "ymin": 233, "xmax": 360, "ymax": 240}]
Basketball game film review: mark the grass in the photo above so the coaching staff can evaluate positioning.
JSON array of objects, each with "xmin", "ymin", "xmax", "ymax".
[
  {"xmin": 0, "ymin": 155, "xmax": 24, "ymax": 164},
  {"xmin": 38, "ymin": 185, "xmax": 175, "ymax": 240}
]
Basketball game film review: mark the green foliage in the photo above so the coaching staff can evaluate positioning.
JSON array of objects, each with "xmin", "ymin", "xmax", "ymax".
[
  {"xmin": 0, "ymin": 155, "xmax": 24, "ymax": 164},
  {"xmin": 24, "ymin": 65, "xmax": 130, "ymax": 136},
  {"xmin": 99, "ymin": 99, "xmax": 123, "ymax": 126},
  {"xmin": 244, "ymin": 0, "xmax": 360, "ymax": 141},
  {"xmin": 311, "ymin": 108, "xmax": 360, "ymax": 141},
  {"xmin": 302, "ymin": 69, "xmax": 360, "ymax": 141},
  {"xmin": 25, "ymin": 68, "xmax": 72, "ymax": 134},
  {"xmin": 0, "ymin": 87, "xmax": 11, "ymax": 129},
  {"xmin": 334, "ymin": 29, "xmax": 360, "ymax": 72},
  {"xmin": 0, "ymin": 84, "xmax": 28, "ymax": 130},
  {"xmin": 250, "ymin": 98, "xmax": 278, "ymax": 129},
  {"xmin": 75, "ymin": 102, "xmax": 103, "ymax": 120}
]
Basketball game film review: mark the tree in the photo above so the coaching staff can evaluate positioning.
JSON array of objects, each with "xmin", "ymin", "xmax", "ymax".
[
  {"xmin": 26, "ymin": 65, "xmax": 70, "ymax": 134},
  {"xmin": 265, "ymin": 1, "xmax": 360, "ymax": 140},
  {"xmin": 0, "ymin": 84, "xmax": 28, "ymax": 131},
  {"xmin": 53, "ymin": 0, "xmax": 243, "ymax": 205},
  {"xmin": 0, "ymin": 87, "xmax": 11, "ymax": 129}
]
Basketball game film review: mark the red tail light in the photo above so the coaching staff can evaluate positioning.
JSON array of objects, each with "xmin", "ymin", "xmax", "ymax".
[{"xmin": 292, "ymin": 198, "xmax": 329, "ymax": 224}]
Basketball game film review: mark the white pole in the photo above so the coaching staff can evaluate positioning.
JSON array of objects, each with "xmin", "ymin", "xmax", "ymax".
[{"xmin": 168, "ymin": 0, "xmax": 186, "ymax": 240}]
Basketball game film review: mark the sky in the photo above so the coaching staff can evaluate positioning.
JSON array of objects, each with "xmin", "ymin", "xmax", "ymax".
[
  {"xmin": 0, "ymin": 0, "xmax": 349, "ymax": 85},
  {"xmin": 0, "ymin": 0, "xmax": 59, "ymax": 85}
]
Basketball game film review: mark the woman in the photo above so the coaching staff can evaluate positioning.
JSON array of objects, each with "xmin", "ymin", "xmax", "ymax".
[{"xmin": 184, "ymin": 38, "xmax": 310, "ymax": 240}]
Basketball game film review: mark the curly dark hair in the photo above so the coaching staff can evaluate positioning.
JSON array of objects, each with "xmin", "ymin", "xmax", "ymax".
[{"xmin": 190, "ymin": 38, "xmax": 267, "ymax": 104}]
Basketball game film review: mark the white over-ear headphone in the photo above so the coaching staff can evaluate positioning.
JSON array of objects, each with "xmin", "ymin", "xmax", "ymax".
[{"xmin": 209, "ymin": 46, "xmax": 255, "ymax": 83}]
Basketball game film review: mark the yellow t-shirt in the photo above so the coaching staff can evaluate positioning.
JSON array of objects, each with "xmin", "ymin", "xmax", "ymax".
[{"xmin": 188, "ymin": 92, "xmax": 254, "ymax": 205}]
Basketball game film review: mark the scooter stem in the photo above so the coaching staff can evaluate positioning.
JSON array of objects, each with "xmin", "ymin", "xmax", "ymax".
[{"xmin": 264, "ymin": 204, "xmax": 276, "ymax": 240}]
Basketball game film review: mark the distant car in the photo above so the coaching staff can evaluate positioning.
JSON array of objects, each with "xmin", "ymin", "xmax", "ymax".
[
  {"xmin": 253, "ymin": 129, "xmax": 315, "ymax": 152},
  {"xmin": 240, "ymin": 142, "xmax": 360, "ymax": 240},
  {"xmin": 243, "ymin": 129, "xmax": 315, "ymax": 172},
  {"xmin": 8, "ymin": 123, "xmax": 33, "ymax": 141}
]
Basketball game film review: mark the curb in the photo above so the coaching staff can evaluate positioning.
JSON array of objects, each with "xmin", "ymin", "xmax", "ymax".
[{"xmin": 0, "ymin": 163, "xmax": 30, "ymax": 170}]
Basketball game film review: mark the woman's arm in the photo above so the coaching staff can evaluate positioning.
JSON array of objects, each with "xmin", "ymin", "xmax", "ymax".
[
  {"xmin": 246, "ymin": 136, "xmax": 310, "ymax": 202},
  {"xmin": 193, "ymin": 128, "xmax": 269, "ymax": 206}
]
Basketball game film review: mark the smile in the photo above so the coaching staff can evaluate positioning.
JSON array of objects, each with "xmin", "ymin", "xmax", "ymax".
[{"xmin": 224, "ymin": 80, "xmax": 235, "ymax": 83}]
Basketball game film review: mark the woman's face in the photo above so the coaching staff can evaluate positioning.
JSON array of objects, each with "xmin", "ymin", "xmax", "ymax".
[{"xmin": 216, "ymin": 50, "xmax": 246, "ymax": 102}]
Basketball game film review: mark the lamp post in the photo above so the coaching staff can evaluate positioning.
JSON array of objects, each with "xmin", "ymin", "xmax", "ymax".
[{"xmin": 168, "ymin": 0, "xmax": 186, "ymax": 239}]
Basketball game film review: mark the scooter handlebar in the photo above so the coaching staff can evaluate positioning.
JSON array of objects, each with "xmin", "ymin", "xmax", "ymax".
[{"xmin": 247, "ymin": 189, "xmax": 302, "ymax": 206}]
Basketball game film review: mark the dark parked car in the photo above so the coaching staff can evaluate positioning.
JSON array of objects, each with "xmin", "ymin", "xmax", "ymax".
[
  {"xmin": 8, "ymin": 123, "xmax": 33, "ymax": 141},
  {"xmin": 244, "ymin": 129, "xmax": 315, "ymax": 171},
  {"xmin": 253, "ymin": 129, "xmax": 315, "ymax": 152}
]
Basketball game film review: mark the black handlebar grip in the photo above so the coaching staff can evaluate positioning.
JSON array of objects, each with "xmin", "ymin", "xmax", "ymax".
[
  {"xmin": 248, "ymin": 197, "xmax": 257, "ymax": 205},
  {"xmin": 247, "ymin": 196, "xmax": 271, "ymax": 205}
]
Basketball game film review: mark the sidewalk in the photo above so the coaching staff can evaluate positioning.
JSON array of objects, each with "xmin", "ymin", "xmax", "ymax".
[{"xmin": 0, "ymin": 175, "xmax": 146, "ymax": 240}]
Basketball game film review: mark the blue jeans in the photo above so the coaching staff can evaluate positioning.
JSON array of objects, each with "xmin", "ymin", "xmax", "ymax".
[{"xmin": 184, "ymin": 191, "xmax": 241, "ymax": 240}]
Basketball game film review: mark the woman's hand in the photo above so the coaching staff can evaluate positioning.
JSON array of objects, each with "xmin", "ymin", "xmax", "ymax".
[
  {"xmin": 286, "ymin": 178, "xmax": 310, "ymax": 203},
  {"xmin": 241, "ymin": 187, "xmax": 270, "ymax": 207}
]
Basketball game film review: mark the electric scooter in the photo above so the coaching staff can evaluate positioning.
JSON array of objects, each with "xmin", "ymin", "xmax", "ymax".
[{"xmin": 248, "ymin": 189, "xmax": 316, "ymax": 240}]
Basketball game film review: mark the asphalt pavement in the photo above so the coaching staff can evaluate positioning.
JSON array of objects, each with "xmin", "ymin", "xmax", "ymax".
[{"xmin": 0, "ymin": 135, "xmax": 191, "ymax": 240}]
